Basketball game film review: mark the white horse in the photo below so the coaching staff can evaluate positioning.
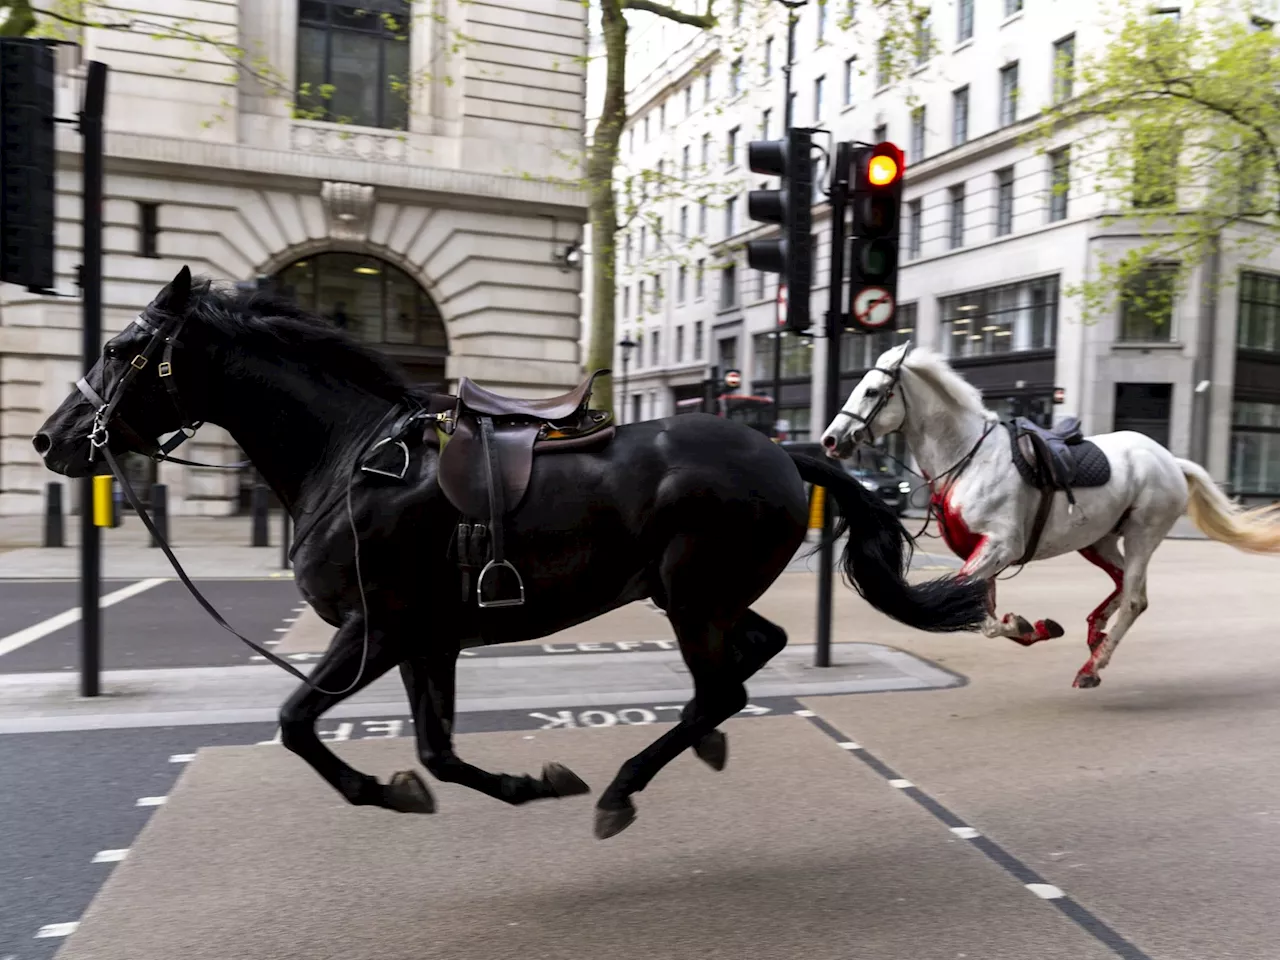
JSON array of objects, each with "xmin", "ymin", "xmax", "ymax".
[{"xmin": 820, "ymin": 342, "xmax": 1280, "ymax": 688}]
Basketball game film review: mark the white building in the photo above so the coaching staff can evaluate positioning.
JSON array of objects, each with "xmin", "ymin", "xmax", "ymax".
[
  {"xmin": 0, "ymin": 0, "xmax": 588, "ymax": 515},
  {"xmin": 607, "ymin": 0, "xmax": 1280, "ymax": 501}
]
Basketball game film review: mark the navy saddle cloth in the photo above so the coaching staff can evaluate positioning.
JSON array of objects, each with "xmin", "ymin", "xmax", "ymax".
[{"xmin": 1003, "ymin": 417, "xmax": 1111, "ymax": 491}]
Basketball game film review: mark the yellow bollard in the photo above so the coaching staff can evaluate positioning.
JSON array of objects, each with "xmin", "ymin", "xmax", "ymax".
[
  {"xmin": 92, "ymin": 475, "xmax": 114, "ymax": 528},
  {"xmin": 808, "ymin": 485, "xmax": 825, "ymax": 530}
]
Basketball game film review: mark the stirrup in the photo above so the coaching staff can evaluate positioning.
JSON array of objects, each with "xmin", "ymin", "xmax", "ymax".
[{"xmin": 476, "ymin": 559, "xmax": 526, "ymax": 609}]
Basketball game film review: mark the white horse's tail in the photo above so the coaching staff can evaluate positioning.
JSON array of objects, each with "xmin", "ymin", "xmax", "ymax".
[{"xmin": 1177, "ymin": 459, "xmax": 1280, "ymax": 553}]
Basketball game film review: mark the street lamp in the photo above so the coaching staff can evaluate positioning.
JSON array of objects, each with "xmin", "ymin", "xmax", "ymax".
[{"xmin": 618, "ymin": 336, "xmax": 638, "ymax": 423}]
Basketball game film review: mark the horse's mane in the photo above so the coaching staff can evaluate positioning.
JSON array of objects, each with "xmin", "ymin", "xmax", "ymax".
[
  {"xmin": 900, "ymin": 347, "xmax": 991, "ymax": 418},
  {"xmin": 184, "ymin": 278, "xmax": 413, "ymax": 404}
]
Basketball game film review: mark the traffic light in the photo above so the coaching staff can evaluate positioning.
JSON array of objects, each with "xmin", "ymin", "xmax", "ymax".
[
  {"xmin": 0, "ymin": 39, "xmax": 56, "ymax": 293},
  {"xmin": 745, "ymin": 129, "xmax": 814, "ymax": 333},
  {"xmin": 848, "ymin": 140, "xmax": 905, "ymax": 333}
]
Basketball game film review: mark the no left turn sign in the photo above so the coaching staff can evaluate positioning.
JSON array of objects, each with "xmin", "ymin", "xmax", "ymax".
[{"xmin": 852, "ymin": 287, "xmax": 895, "ymax": 328}]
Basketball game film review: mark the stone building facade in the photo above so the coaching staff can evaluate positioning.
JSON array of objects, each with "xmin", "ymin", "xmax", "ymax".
[{"xmin": 0, "ymin": 0, "xmax": 588, "ymax": 515}]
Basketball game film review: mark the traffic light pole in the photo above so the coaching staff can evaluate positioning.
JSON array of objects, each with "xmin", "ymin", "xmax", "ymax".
[
  {"xmin": 815, "ymin": 141, "xmax": 851, "ymax": 669},
  {"xmin": 772, "ymin": 0, "xmax": 805, "ymax": 436},
  {"xmin": 78, "ymin": 61, "xmax": 107, "ymax": 698}
]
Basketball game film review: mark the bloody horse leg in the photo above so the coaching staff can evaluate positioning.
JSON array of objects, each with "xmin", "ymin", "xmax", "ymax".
[{"xmin": 1079, "ymin": 537, "xmax": 1125, "ymax": 652}]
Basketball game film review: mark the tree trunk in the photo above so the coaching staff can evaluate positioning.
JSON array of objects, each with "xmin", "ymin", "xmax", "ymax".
[{"xmin": 585, "ymin": 0, "xmax": 627, "ymax": 417}]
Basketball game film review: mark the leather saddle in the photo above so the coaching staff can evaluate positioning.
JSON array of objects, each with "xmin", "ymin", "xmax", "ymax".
[
  {"xmin": 1002, "ymin": 416, "xmax": 1112, "ymax": 565},
  {"xmin": 432, "ymin": 369, "xmax": 614, "ymax": 609}
]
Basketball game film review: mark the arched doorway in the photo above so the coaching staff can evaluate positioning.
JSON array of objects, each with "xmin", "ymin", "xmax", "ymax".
[{"xmin": 272, "ymin": 252, "xmax": 447, "ymax": 387}]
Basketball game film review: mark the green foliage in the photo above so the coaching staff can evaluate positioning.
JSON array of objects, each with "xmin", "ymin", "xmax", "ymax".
[{"xmin": 1034, "ymin": 0, "xmax": 1280, "ymax": 325}]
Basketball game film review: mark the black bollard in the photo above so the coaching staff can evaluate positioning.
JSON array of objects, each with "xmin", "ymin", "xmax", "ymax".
[
  {"xmin": 251, "ymin": 484, "xmax": 270, "ymax": 547},
  {"xmin": 280, "ymin": 509, "xmax": 291, "ymax": 570},
  {"xmin": 149, "ymin": 483, "xmax": 169, "ymax": 547},
  {"xmin": 44, "ymin": 482, "xmax": 64, "ymax": 547}
]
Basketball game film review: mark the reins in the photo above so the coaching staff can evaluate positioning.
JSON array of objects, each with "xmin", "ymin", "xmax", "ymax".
[{"xmin": 80, "ymin": 311, "xmax": 389, "ymax": 696}]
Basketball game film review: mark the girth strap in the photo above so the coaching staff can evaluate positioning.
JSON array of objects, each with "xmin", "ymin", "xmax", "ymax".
[{"xmin": 479, "ymin": 416, "xmax": 506, "ymax": 563}]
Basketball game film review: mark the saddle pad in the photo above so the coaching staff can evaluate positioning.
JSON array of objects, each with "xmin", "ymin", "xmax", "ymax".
[{"xmin": 1070, "ymin": 441, "xmax": 1111, "ymax": 488}]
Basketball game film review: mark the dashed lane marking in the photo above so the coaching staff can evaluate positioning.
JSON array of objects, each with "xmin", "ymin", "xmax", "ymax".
[
  {"xmin": 34, "ymin": 922, "xmax": 79, "ymax": 938},
  {"xmin": 169, "ymin": 753, "xmax": 195, "ymax": 763},
  {"xmin": 92, "ymin": 849, "xmax": 128, "ymax": 863},
  {"xmin": 135, "ymin": 796, "xmax": 167, "ymax": 807}
]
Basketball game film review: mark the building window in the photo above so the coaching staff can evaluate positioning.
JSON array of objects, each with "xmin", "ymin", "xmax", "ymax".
[
  {"xmin": 639, "ymin": 224, "xmax": 647, "ymax": 258},
  {"xmin": 755, "ymin": 269, "xmax": 766, "ymax": 301},
  {"xmin": 718, "ymin": 335, "xmax": 738, "ymax": 372},
  {"xmin": 695, "ymin": 259, "xmax": 706, "ymax": 299},
  {"xmin": 651, "ymin": 329, "xmax": 661, "ymax": 366},
  {"xmin": 841, "ymin": 303, "xmax": 916, "ymax": 371},
  {"xmin": 677, "ymin": 265, "xmax": 688, "ymax": 303},
  {"xmin": 914, "ymin": 13, "xmax": 932, "ymax": 64},
  {"xmin": 297, "ymin": 0, "xmax": 411, "ymax": 130},
  {"xmin": 876, "ymin": 36, "xmax": 891, "ymax": 88},
  {"xmin": 698, "ymin": 199, "xmax": 708, "ymax": 235},
  {"xmin": 1238, "ymin": 271, "xmax": 1280, "ymax": 351},
  {"xmin": 725, "ymin": 195, "xmax": 737, "ymax": 236},
  {"xmin": 817, "ymin": 0, "xmax": 827, "ymax": 42},
  {"xmin": 1231, "ymin": 401, "xmax": 1280, "ymax": 495},
  {"xmin": 637, "ymin": 280, "xmax": 645, "ymax": 319},
  {"xmin": 940, "ymin": 275, "xmax": 1059, "ymax": 358},
  {"xmin": 684, "ymin": 84, "xmax": 693, "ymax": 116},
  {"xmin": 764, "ymin": 36, "xmax": 774, "ymax": 77},
  {"xmin": 730, "ymin": 58, "xmax": 743, "ymax": 95},
  {"xmin": 761, "ymin": 108, "xmax": 772, "ymax": 139},
  {"xmin": 138, "ymin": 202, "xmax": 160, "ymax": 258},
  {"xmin": 910, "ymin": 107, "xmax": 925, "ymax": 164},
  {"xmin": 676, "ymin": 325, "xmax": 686, "ymax": 363},
  {"xmin": 720, "ymin": 263, "xmax": 739, "ymax": 309},
  {"xmin": 996, "ymin": 167, "xmax": 1014, "ymax": 236},
  {"xmin": 652, "ymin": 271, "xmax": 663, "ymax": 310},
  {"xmin": 843, "ymin": 56, "xmax": 856, "ymax": 105},
  {"xmin": 907, "ymin": 199, "xmax": 922, "ymax": 258},
  {"xmin": 753, "ymin": 330, "xmax": 815, "ymax": 379},
  {"xmin": 957, "ymin": 0, "xmax": 974, "ymax": 42},
  {"xmin": 694, "ymin": 320, "xmax": 705, "ymax": 359},
  {"xmin": 1004, "ymin": 0, "xmax": 1022, "ymax": 16},
  {"xmin": 952, "ymin": 86, "xmax": 969, "ymax": 146},
  {"xmin": 873, "ymin": 122, "xmax": 887, "ymax": 144},
  {"xmin": 624, "ymin": 232, "xmax": 633, "ymax": 266},
  {"xmin": 733, "ymin": 0, "xmax": 743, "ymax": 27},
  {"xmin": 1118, "ymin": 265, "xmax": 1177, "ymax": 342},
  {"xmin": 1133, "ymin": 132, "xmax": 1179, "ymax": 208},
  {"xmin": 704, "ymin": 69, "xmax": 713, "ymax": 102},
  {"xmin": 701, "ymin": 133, "xmax": 711, "ymax": 170},
  {"xmin": 949, "ymin": 184, "xmax": 965, "ymax": 249},
  {"xmin": 1053, "ymin": 34, "xmax": 1075, "ymax": 103},
  {"xmin": 813, "ymin": 76, "xmax": 825, "ymax": 121},
  {"xmin": 621, "ymin": 285, "xmax": 630, "ymax": 319},
  {"xmin": 726, "ymin": 126, "xmax": 739, "ymax": 167},
  {"xmin": 999, "ymin": 62, "xmax": 1018, "ymax": 126},
  {"xmin": 644, "ymin": 115, "xmax": 650, "ymax": 142},
  {"xmin": 1048, "ymin": 148, "xmax": 1070, "ymax": 221},
  {"xmin": 679, "ymin": 205, "xmax": 689, "ymax": 239},
  {"xmin": 682, "ymin": 145, "xmax": 690, "ymax": 179},
  {"xmin": 659, "ymin": 103, "xmax": 666, "ymax": 129}
]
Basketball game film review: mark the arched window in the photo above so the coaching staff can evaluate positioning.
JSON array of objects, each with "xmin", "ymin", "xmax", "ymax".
[
  {"xmin": 273, "ymin": 252, "xmax": 446, "ymax": 387},
  {"xmin": 296, "ymin": 0, "xmax": 411, "ymax": 130}
]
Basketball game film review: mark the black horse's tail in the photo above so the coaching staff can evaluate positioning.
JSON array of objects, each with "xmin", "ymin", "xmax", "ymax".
[{"xmin": 789, "ymin": 452, "xmax": 987, "ymax": 632}]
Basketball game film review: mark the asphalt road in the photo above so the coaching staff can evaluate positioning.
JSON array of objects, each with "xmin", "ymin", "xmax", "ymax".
[{"xmin": 0, "ymin": 579, "xmax": 303, "ymax": 673}]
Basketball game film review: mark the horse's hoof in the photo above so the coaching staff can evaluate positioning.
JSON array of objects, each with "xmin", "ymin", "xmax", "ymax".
[
  {"xmin": 1073, "ymin": 672, "xmax": 1102, "ymax": 689},
  {"xmin": 542, "ymin": 762, "xmax": 590, "ymax": 798},
  {"xmin": 594, "ymin": 801, "xmax": 637, "ymax": 840},
  {"xmin": 1038, "ymin": 619, "xmax": 1065, "ymax": 640},
  {"xmin": 694, "ymin": 730, "xmax": 728, "ymax": 771},
  {"xmin": 386, "ymin": 770, "xmax": 436, "ymax": 814}
]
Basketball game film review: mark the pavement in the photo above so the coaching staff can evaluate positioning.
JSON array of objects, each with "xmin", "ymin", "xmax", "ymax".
[{"xmin": 3, "ymin": 537, "xmax": 1278, "ymax": 959}]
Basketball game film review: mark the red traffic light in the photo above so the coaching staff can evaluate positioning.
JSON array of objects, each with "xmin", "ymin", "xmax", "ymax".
[{"xmin": 865, "ymin": 141, "xmax": 905, "ymax": 188}]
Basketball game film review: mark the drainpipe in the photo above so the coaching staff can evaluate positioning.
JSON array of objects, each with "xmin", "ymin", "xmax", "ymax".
[{"xmin": 1191, "ymin": 233, "xmax": 1221, "ymax": 469}]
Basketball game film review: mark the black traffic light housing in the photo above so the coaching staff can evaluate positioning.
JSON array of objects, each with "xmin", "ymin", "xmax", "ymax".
[
  {"xmin": 745, "ymin": 129, "xmax": 814, "ymax": 333},
  {"xmin": 0, "ymin": 39, "xmax": 56, "ymax": 293},
  {"xmin": 848, "ymin": 140, "xmax": 905, "ymax": 333}
]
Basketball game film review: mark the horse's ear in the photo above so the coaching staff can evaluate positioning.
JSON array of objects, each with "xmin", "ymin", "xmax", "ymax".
[
  {"xmin": 893, "ymin": 340, "xmax": 914, "ymax": 367},
  {"xmin": 154, "ymin": 265, "xmax": 192, "ymax": 315}
]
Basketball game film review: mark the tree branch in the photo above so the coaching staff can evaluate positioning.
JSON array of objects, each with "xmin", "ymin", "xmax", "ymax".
[{"xmin": 621, "ymin": 0, "xmax": 716, "ymax": 29}]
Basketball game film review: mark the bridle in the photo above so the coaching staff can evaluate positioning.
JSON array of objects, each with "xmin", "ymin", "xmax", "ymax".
[
  {"xmin": 71, "ymin": 310, "xmax": 368, "ymax": 695},
  {"xmin": 833, "ymin": 359, "xmax": 907, "ymax": 447}
]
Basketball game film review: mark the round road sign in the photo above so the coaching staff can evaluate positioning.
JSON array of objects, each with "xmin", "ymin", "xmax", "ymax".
[
  {"xmin": 853, "ymin": 286, "xmax": 895, "ymax": 328},
  {"xmin": 724, "ymin": 369, "xmax": 743, "ymax": 388}
]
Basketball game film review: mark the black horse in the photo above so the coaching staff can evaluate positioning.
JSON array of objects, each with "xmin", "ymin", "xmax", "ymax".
[{"xmin": 35, "ymin": 267, "xmax": 986, "ymax": 839}]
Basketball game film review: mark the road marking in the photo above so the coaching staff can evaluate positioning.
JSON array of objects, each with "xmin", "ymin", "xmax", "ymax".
[
  {"xmin": 0, "ymin": 578, "xmax": 166, "ymax": 658},
  {"xmin": 888, "ymin": 778, "xmax": 914, "ymax": 789},
  {"xmin": 1027, "ymin": 883, "xmax": 1066, "ymax": 900},
  {"xmin": 135, "ymin": 796, "xmax": 167, "ymax": 807},
  {"xmin": 92, "ymin": 849, "xmax": 128, "ymax": 863},
  {"xmin": 169, "ymin": 754, "xmax": 195, "ymax": 763},
  {"xmin": 273, "ymin": 628, "xmax": 289, "ymax": 633},
  {"xmin": 950, "ymin": 827, "xmax": 980, "ymax": 839},
  {"xmin": 793, "ymin": 709, "xmax": 816, "ymax": 718},
  {"xmin": 282, "ymin": 617, "xmax": 298, "ymax": 623},
  {"xmin": 34, "ymin": 922, "xmax": 79, "ymax": 938},
  {"xmin": 836, "ymin": 740, "xmax": 862, "ymax": 750}
]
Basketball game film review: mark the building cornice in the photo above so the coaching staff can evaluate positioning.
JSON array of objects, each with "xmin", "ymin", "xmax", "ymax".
[{"xmin": 56, "ymin": 130, "xmax": 588, "ymax": 216}]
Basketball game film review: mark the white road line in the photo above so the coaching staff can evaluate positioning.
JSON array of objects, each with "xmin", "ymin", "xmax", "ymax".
[
  {"xmin": 1026, "ymin": 883, "xmax": 1066, "ymax": 900},
  {"xmin": 169, "ymin": 753, "xmax": 195, "ymax": 763},
  {"xmin": 135, "ymin": 796, "xmax": 167, "ymax": 807},
  {"xmin": 92, "ymin": 849, "xmax": 128, "ymax": 863},
  {"xmin": 837, "ymin": 741, "xmax": 862, "ymax": 750},
  {"xmin": 950, "ymin": 826, "xmax": 981, "ymax": 839},
  {"xmin": 793, "ymin": 709, "xmax": 816, "ymax": 718},
  {"xmin": 0, "ymin": 578, "xmax": 167, "ymax": 658},
  {"xmin": 264, "ymin": 640, "xmax": 280, "ymax": 646},
  {"xmin": 273, "ymin": 627, "xmax": 289, "ymax": 633},
  {"xmin": 282, "ymin": 617, "xmax": 298, "ymax": 623},
  {"xmin": 34, "ymin": 922, "xmax": 79, "ymax": 938},
  {"xmin": 888, "ymin": 778, "xmax": 914, "ymax": 789}
]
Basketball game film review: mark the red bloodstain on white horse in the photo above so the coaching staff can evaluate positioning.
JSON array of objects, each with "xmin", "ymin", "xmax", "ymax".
[{"xmin": 821, "ymin": 343, "xmax": 1280, "ymax": 688}]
